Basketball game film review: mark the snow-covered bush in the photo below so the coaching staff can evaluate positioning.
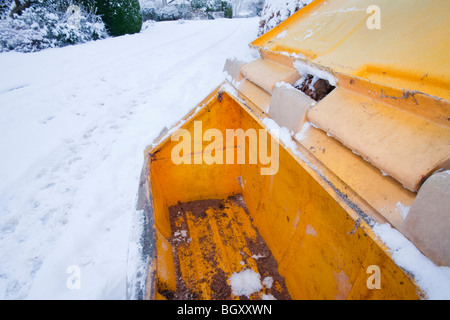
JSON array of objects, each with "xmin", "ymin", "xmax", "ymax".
[
  {"xmin": 141, "ymin": 1, "xmax": 158, "ymax": 21},
  {"xmin": 140, "ymin": 0, "xmax": 232, "ymax": 22},
  {"xmin": 258, "ymin": 0, "xmax": 313, "ymax": 36},
  {"xmin": 0, "ymin": 1, "xmax": 10, "ymax": 18},
  {"xmin": 191, "ymin": 0, "xmax": 222, "ymax": 12},
  {"xmin": 95, "ymin": 0, "xmax": 143, "ymax": 36},
  {"xmin": 158, "ymin": 5, "xmax": 181, "ymax": 21},
  {"xmin": 226, "ymin": 0, "xmax": 263, "ymax": 18},
  {"xmin": 0, "ymin": 0, "xmax": 108, "ymax": 53},
  {"xmin": 141, "ymin": 2, "xmax": 181, "ymax": 22},
  {"xmin": 190, "ymin": 0, "xmax": 232, "ymax": 19}
]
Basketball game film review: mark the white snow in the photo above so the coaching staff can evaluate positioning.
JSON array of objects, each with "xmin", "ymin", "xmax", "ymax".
[
  {"xmin": 305, "ymin": 224, "xmax": 317, "ymax": 237},
  {"xmin": 373, "ymin": 223, "xmax": 450, "ymax": 300},
  {"xmin": 302, "ymin": 29, "xmax": 314, "ymax": 40},
  {"xmin": 294, "ymin": 59, "xmax": 337, "ymax": 87},
  {"xmin": 125, "ymin": 209, "xmax": 147, "ymax": 299},
  {"xmin": 275, "ymin": 81, "xmax": 295, "ymax": 91},
  {"xmin": 321, "ymin": 7, "xmax": 364, "ymax": 15},
  {"xmin": 262, "ymin": 117, "xmax": 297, "ymax": 152},
  {"xmin": 396, "ymin": 201, "xmax": 410, "ymax": 220},
  {"xmin": 229, "ymin": 268, "xmax": 262, "ymax": 298},
  {"xmin": 173, "ymin": 231, "xmax": 187, "ymax": 237},
  {"xmin": 252, "ymin": 254, "xmax": 265, "ymax": 260},
  {"xmin": 228, "ymin": 272, "xmax": 275, "ymax": 299},
  {"xmin": 262, "ymin": 276, "xmax": 273, "ymax": 289},
  {"xmin": 294, "ymin": 122, "xmax": 312, "ymax": 142},
  {"xmin": 276, "ymin": 30, "xmax": 287, "ymax": 39},
  {"xmin": 0, "ymin": 17, "xmax": 259, "ymax": 300}
]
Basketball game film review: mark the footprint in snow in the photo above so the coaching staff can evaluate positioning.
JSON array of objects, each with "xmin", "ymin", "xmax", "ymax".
[{"xmin": 39, "ymin": 116, "xmax": 55, "ymax": 124}]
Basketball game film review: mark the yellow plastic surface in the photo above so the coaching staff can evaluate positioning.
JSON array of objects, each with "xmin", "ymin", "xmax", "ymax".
[{"xmin": 253, "ymin": 0, "xmax": 450, "ymax": 101}]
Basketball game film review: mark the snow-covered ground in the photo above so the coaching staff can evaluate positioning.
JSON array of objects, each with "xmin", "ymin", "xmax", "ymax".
[{"xmin": 0, "ymin": 17, "xmax": 260, "ymax": 300}]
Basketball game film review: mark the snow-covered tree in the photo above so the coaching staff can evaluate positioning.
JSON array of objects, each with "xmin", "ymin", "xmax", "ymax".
[
  {"xmin": 247, "ymin": 0, "xmax": 264, "ymax": 16},
  {"xmin": 258, "ymin": 0, "xmax": 313, "ymax": 35},
  {"xmin": 229, "ymin": 0, "xmax": 263, "ymax": 17},
  {"xmin": 0, "ymin": 0, "xmax": 107, "ymax": 53},
  {"xmin": 228, "ymin": 0, "xmax": 244, "ymax": 16},
  {"xmin": 0, "ymin": 1, "xmax": 10, "ymax": 17},
  {"xmin": 8, "ymin": 0, "xmax": 32, "ymax": 17}
]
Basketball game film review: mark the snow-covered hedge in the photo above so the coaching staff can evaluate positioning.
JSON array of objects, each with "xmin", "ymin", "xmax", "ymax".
[
  {"xmin": 141, "ymin": 2, "xmax": 181, "ymax": 22},
  {"xmin": 140, "ymin": 0, "xmax": 233, "ymax": 22},
  {"xmin": 0, "ymin": 1, "xmax": 107, "ymax": 53},
  {"xmin": 258, "ymin": 0, "xmax": 313, "ymax": 36}
]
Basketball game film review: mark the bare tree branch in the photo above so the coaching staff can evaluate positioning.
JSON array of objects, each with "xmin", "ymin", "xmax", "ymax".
[{"xmin": 10, "ymin": 0, "xmax": 32, "ymax": 18}]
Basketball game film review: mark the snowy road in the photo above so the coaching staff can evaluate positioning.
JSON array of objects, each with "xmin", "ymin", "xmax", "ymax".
[{"xmin": 0, "ymin": 17, "xmax": 259, "ymax": 299}]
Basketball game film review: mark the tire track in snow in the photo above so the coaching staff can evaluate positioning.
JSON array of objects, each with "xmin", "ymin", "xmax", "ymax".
[{"xmin": 156, "ymin": 20, "xmax": 245, "ymax": 80}]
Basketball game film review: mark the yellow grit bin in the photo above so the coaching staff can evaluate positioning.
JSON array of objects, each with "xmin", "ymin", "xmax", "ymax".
[{"xmin": 130, "ymin": 0, "xmax": 450, "ymax": 300}]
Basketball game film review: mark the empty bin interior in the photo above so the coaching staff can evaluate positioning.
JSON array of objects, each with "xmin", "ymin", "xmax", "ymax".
[{"xmin": 147, "ymin": 91, "xmax": 421, "ymax": 300}]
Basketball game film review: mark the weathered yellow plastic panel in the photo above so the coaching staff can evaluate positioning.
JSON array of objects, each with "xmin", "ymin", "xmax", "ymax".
[
  {"xmin": 307, "ymin": 86, "xmax": 450, "ymax": 192},
  {"xmin": 253, "ymin": 0, "xmax": 450, "ymax": 101},
  {"xmin": 245, "ymin": 0, "xmax": 450, "ymax": 198}
]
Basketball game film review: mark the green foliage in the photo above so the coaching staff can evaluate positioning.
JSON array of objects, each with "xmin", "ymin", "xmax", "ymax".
[
  {"xmin": 222, "ymin": 1, "xmax": 232, "ymax": 18},
  {"xmin": 191, "ymin": 0, "xmax": 219, "ymax": 11},
  {"xmin": 191, "ymin": 0, "xmax": 232, "ymax": 18},
  {"xmin": 95, "ymin": 0, "xmax": 142, "ymax": 37}
]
